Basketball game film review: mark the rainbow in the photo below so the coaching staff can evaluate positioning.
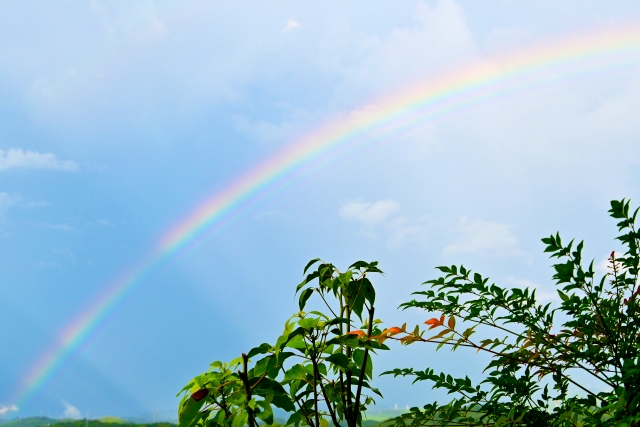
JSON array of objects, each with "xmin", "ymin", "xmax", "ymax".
[{"xmin": 13, "ymin": 24, "xmax": 640, "ymax": 408}]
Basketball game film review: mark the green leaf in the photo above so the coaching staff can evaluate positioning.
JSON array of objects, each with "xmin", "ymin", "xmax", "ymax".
[
  {"xmin": 325, "ymin": 353, "xmax": 349, "ymax": 370},
  {"xmin": 253, "ymin": 356, "xmax": 271, "ymax": 377},
  {"xmin": 247, "ymin": 398, "xmax": 256, "ymax": 410},
  {"xmin": 317, "ymin": 362, "xmax": 327, "ymax": 376},
  {"xmin": 251, "ymin": 377, "xmax": 287, "ymax": 395},
  {"xmin": 285, "ymin": 334, "xmax": 306, "ymax": 350},
  {"xmin": 557, "ymin": 290, "xmax": 569, "ymax": 302},
  {"xmin": 361, "ymin": 277, "xmax": 376, "ymax": 306},
  {"xmin": 231, "ymin": 412, "xmax": 248, "ymax": 427},
  {"xmin": 246, "ymin": 343, "xmax": 272, "ymax": 359},
  {"xmin": 271, "ymin": 392, "xmax": 296, "ymax": 412},
  {"xmin": 349, "ymin": 260, "xmax": 370, "ymax": 270},
  {"xmin": 298, "ymin": 316, "xmax": 319, "ymax": 331},
  {"xmin": 256, "ymin": 403, "xmax": 274, "ymax": 425},
  {"xmin": 178, "ymin": 395, "xmax": 207, "ymax": 427},
  {"xmin": 284, "ymin": 364, "xmax": 308, "ymax": 381},
  {"xmin": 298, "ymin": 288, "xmax": 314, "ymax": 311},
  {"xmin": 303, "ymin": 258, "xmax": 321, "ymax": 274},
  {"xmin": 286, "ymin": 412, "xmax": 301, "ymax": 426}
]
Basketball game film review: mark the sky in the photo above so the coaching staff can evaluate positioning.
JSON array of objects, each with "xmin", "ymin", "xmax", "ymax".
[{"xmin": 2, "ymin": 0, "xmax": 640, "ymax": 420}]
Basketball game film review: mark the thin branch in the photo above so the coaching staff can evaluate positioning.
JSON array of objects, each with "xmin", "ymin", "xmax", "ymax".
[{"xmin": 353, "ymin": 307, "xmax": 375, "ymax": 424}]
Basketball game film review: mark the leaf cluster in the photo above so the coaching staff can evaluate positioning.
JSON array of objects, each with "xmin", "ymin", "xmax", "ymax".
[
  {"xmin": 178, "ymin": 260, "xmax": 388, "ymax": 427},
  {"xmin": 382, "ymin": 199, "xmax": 640, "ymax": 426}
]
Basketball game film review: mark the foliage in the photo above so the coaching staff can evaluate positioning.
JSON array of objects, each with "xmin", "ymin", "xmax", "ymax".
[
  {"xmin": 382, "ymin": 199, "xmax": 640, "ymax": 426},
  {"xmin": 178, "ymin": 260, "xmax": 392, "ymax": 427}
]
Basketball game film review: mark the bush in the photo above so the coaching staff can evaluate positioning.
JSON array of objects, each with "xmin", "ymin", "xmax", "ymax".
[
  {"xmin": 177, "ymin": 261, "xmax": 390, "ymax": 427},
  {"xmin": 178, "ymin": 199, "xmax": 640, "ymax": 427},
  {"xmin": 383, "ymin": 199, "xmax": 640, "ymax": 426}
]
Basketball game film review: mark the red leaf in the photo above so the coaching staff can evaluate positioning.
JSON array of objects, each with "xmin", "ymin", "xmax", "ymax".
[
  {"xmin": 348, "ymin": 330, "xmax": 365, "ymax": 336},
  {"xmin": 385, "ymin": 327, "xmax": 403, "ymax": 335},
  {"xmin": 192, "ymin": 388, "xmax": 209, "ymax": 402}
]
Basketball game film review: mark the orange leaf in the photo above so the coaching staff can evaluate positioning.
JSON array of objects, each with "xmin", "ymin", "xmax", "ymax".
[
  {"xmin": 385, "ymin": 327, "xmax": 403, "ymax": 335},
  {"xmin": 348, "ymin": 330, "xmax": 365, "ymax": 336},
  {"xmin": 439, "ymin": 315, "xmax": 445, "ymax": 325},
  {"xmin": 424, "ymin": 318, "xmax": 441, "ymax": 330},
  {"xmin": 447, "ymin": 316, "xmax": 456, "ymax": 329}
]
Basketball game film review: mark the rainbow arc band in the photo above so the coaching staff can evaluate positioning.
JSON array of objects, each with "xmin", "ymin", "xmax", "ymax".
[{"xmin": 14, "ymin": 24, "xmax": 640, "ymax": 408}]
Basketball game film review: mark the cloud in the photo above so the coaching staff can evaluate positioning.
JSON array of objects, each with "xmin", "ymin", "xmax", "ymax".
[
  {"xmin": 253, "ymin": 209, "xmax": 288, "ymax": 222},
  {"xmin": 385, "ymin": 215, "xmax": 431, "ymax": 249},
  {"xmin": 0, "ymin": 192, "xmax": 49, "ymax": 220},
  {"xmin": 339, "ymin": 199, "xmax": 430, "ymax": 248},
  {"xmin": 62, "ymin": 401, "xmax": 81, "ymax": 419},
  {"xmin": 0, "ymin": 193, "xmax": 23, "ymax": 216},
  {"xmin": 443, "ymin": 217, "xmax": 524, "ymax": 258},
  {"xmin": 0, "ymin": 148, "xmax": 78, "ymax": 171},
  {"xmin": 0, "ymin": 405, "xmax": 18, "ymax": 415},
  {"xmin": 34, "ymin": 223, "xmax": 76, "ymax": 232},
  {"xmin": 36, "ymin": 261, "xmax": 57, "ymax": 268},
  {"xmin": 339, "ymin": 199, "xmax": 400, "ymax": 227},
  {"xmin": 96, "ymin": 219, "xmax": 114, "ymax": 227},
  {"xmin": 53, "ymin": 224, "xmax": 76, "ymax": 232},
  {"xmin": 282, "ymin": 20, "xmax": 302, "ymax": 33},
  {"xmin": 331, "ymin": 0, "xmax": 478, "ymax": 100}
]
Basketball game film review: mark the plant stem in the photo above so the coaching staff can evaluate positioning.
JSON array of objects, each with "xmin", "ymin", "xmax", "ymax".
[
  {"xmin": 238, "ymin": 353, "xmax": 258, "ymax": 427},
  {"xmin": 353, "ymin": 307, "xmax": 375, "ymax": 426}
]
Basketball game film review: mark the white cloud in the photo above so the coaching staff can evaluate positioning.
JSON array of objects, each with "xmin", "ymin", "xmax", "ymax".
[
  {"xmin": 339, "ymin": 199, "xmax": 400, "ymax": 227},
  {"xmin": 443, "ymin": 217, "xmax": 524, "ymax": 258},
  {"xmin": 36, "ymin": 261, "xmax": 57, "ymax": 268},
  {"xmin": 0, "ymin": 404, "xmax": 18, "ymax": 415},
  {"xmin": 63, "ymin": 401, "xmax": 81, "ymax": 419},
  {"xmin": 0, "ymin": 192, "xmax": 49, "ymax": 220},
  {"xmin": 233, "ymin": 114, "xmax": 312, "ymax": 148},
  {"xmin": 253, "ymin": 209, "xmax": 288, "ymax": 222},
  {"xmin": 0, "ymin": 192, "xmax": 23, "ymax": 216},
  {"xmin": 90, "ymin": 0, "xmax": 166, "ymax": 46},
  {"xmin": 339, "ymin": 199, "xmax": 430, "ymax": 248},
  {"xmin": 596, "ymin": 254, "xmax": 612, "ymax": 275},
  {"xmin": 45, "ymin": 223, "xmax": 76, "ymax": 232},
  {"xmin": 385, "ymin": 215, "xmax": 431, "ymax": 249},
  {"xmin": 282, "ymin": 20, "xmax": 302, "ymax": 33},
  {"xmin": 331, "ymin": 0, "xmax": 478, "ymax": 100},
  {"xmin": 595, "ymin": 250, "xmax": 625, "ymax": 275},
  {"xmin": 0, "ymin": 148, "xmax": 78, "ymax": 172},
  {"xmin": 96, "ymin": 219, "xmax": 114, "ymax": 227}
]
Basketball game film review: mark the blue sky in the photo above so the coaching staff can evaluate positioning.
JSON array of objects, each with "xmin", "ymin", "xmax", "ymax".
[{"xmin": 2, "ymin": 0, "xmax": 640, "ymax": 420}]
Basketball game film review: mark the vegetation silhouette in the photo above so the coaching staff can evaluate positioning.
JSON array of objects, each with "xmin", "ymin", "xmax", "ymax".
[{"xmin": 179, "ymin": 199, "xmax": 640, "ymax": 426}]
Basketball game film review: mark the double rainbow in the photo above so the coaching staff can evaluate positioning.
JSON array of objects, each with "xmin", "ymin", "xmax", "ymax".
[{"xmin": 14, "ymin": 24, "xmax": 640, "ymax": 408}]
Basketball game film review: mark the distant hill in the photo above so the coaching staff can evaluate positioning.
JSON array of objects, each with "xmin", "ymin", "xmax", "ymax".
[
  {"xmin": 96, "ymin": 418, "xmax": 126, "ymax": 424},
  {"xmin": 362, "ymin": 408, "xmax": 406, "ymax": 422},
  {"xmin": 0, "ymin": 417, "xmax": 61, "ymax": 427},
  {"xmin": 0, "ymin": 420, "xmax": 173, "ymax": 427},
  {"xmin": 0, "ymin": 408, "xmax": 403, "ymax": 427},
  {"xmin": 50, "ymin": 421, "xmax": 173, "ymax": 427}
]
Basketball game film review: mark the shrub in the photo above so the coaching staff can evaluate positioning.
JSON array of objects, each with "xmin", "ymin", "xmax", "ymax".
[
  {"xmin": 177, "ymin": 261, "xmax": 391, "ymax": 427},
  {"xmin": 383, "ymin": 199, "xmax": 640, "ymax": 426}
]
